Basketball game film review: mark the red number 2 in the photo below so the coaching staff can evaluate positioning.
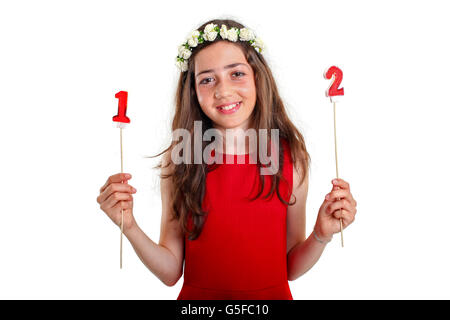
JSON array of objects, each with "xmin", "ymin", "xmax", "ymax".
[
  {"xmin": 113, "ymin": 91, "xmax": 130, "ymax": 124},
  {"xmin": 325, "ymin": 66, "xmax": 344, "ymax": 97}
]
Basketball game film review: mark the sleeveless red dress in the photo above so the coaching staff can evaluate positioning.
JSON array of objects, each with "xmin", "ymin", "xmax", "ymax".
[{"xmin": 177, "ymin": 140, "xmax": 294, "ymax": 300}]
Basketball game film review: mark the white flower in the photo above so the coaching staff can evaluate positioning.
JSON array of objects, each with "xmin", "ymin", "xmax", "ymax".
[
  {"xmin": 187, "ymin": 37, "xmax": 198, "ymax": 47},
  {"xmin": 252, "ymin": 37, "xmax": 265, "ymax": 53},
  {"xmin": 239, "ymin": 28, "xmax": 255, "ymax": 41},
  {"xmin": 204, "ymin": 23, "xmax": 217, "ymax": 33},
  {"xmin": 203, "ymin": 23, "xmax": 218, "ymax": 41},
  {"xmin": 175, "ymin": 58, "xmax": 188, "ymax": 72},
  {"xmin": 187, "ymin": 30, "xmax": 200, "ymax": 47},
  {"xmin": 175, "ymin": 24, "xmax": 265, "ymax": 72},
  {"xmin": 220, "ymin": 24, "xmax": 228, "ymax": 39},
  {"xmin": 226, "ymin": 27, "xmax": 239, "ymax": 42},
  {"xmin": 204, "ymin": 31, "xmax": 218, "ymax": 41},
  {"xmin": 178, "ymin": 45, "xmax": 192, "ymax": 60}
]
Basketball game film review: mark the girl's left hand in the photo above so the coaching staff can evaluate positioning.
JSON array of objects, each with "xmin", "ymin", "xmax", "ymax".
[{"xmin": 314, "ymin": 178, "xmax": 357, "ymax": 242}]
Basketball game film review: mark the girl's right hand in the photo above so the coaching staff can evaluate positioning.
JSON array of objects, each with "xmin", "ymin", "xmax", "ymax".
[{"xmin": 96, "ymin": 173, "xmax": 137, "ymax": 232}]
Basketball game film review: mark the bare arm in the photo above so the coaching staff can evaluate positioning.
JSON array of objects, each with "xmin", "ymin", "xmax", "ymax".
[
  {"xmin": 124, "ymin": 152, "xmax": 184, "ymax": 286},
  {"xmin": 287, "ymin": 162, "xmax": 358, "ymax": 281},
  {"xmin": 286, "ymin": 162, "xmax": 328, "ymax": 281}
]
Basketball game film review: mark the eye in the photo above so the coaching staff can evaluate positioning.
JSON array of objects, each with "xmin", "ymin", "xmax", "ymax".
[
  {"xmin": 199, "ymin": 77, "xmax": 213, "ymax": 85},
  {"xmin": 199, "ymin": 71, "xmax": 245, "ymax": 85}
]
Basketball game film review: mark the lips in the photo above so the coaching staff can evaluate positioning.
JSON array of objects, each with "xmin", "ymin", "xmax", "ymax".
[
  {"xmin": 216, "ymin": 101, "xmax": 242, "ymax": 114},
  {"xmin": 216, "ymin": 101, "xmax": 241, "ymax": 108}
]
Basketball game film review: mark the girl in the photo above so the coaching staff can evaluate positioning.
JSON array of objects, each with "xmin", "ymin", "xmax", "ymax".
[{"xmin": 96, "ymin": 18, "xmax": 357, "ymax": 300}]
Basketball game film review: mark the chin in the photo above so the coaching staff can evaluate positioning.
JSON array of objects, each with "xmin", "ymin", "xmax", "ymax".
[{"xmin": 217, "ymin": 119, "xmax": 250, "ymax": 130}]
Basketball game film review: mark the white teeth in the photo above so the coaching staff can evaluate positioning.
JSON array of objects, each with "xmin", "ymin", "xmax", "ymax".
[{"xmin": 220, "ymin": 102, "xmax": 240, "ymax": 110}]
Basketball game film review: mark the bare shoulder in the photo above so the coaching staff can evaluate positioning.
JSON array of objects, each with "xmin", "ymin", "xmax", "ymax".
[
  {"xmin": 292, "ymin": 158, "xmax": 309, "ymax": 196},
  {"xmin": 284, "ymin": 139, "xmax": 309, "ymax": 197}
]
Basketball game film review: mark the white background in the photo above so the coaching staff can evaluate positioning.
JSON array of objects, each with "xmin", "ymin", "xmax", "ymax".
[{"xmin": 1, "ymin": 0, "xmax": 449, "ymax": 299}]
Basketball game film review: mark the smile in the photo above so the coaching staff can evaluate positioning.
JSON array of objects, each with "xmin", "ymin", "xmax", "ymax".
[{"xmin": 216, "ymin": 101, "xmax": 241, "ymax": 114}]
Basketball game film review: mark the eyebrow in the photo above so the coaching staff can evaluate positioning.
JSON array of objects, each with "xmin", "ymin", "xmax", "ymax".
[{"xmin": 195, "ymin": 63, "xmax": 248, "ymax": 78}]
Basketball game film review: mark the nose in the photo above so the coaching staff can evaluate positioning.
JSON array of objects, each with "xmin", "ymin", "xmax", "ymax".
[{"xmin": 214, "ymin": 79, "xmax": 233, "ymax": 99}]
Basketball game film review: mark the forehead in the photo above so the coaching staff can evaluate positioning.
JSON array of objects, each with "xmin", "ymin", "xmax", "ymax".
[{"xmin": 194, "ymin": 41, "xmax": 248, "ymax": 72}]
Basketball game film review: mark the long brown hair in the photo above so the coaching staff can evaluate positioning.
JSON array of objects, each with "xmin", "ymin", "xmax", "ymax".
[{"xmin": 151, "ymin": 18, "xmax": 310, "ymax": 241}]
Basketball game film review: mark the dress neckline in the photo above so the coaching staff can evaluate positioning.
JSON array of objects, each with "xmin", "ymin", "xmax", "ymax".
[{"xmin": 208, "ymin": 149, "xmax": 255, "ymax": 165}]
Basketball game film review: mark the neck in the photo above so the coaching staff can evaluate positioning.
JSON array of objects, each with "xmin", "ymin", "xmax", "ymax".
[{"xmin": 213, "ymin": 125, "xmax": 255, "ymax": 155}]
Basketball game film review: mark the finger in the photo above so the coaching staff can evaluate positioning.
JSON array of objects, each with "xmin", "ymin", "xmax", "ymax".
[
  {"xmin": 327, "ymin": 190, "xmax": 357, "ymax": 208},
  {"xmin": 101, "ymin": 173, "xmax": 132, "ymax": 192},
  {"xmin": 112, "ymin": 200, "xmax": 133, "ymax": 211},
  {"xmin": 101, "ymin": 192, "xmax": 133, "ymax": 210},
  {"xmin": 110, "ymin": 203, "xmax": 133, "ymax": 225},
  {"xmin": 320, "ymin": 195, "xmax": 333, "ymax": 212},
  {"xmin": 97, "ymin": 183, "xmax": 136, "ymax": 204},
  {"xmin": 332, "ymin": 209, "xmax": 355, "ymax": 226},
  {"xmin": 326, "ymin": 199, "xmax": 353, "ymax": 216},
  {"xmin": 325, "ymin": 189, "xmax": 352, "ymax": 202},
  {"xmin": 100, "ymin": 173, "xmax": 132, "ymax": 193},
  {"xmin": 332, "ymin": 178, "xmax": 350, "ymax": 191},
  {"xmin": 333, "ymin": 201, "xmax": 357, "ymax": 218}
]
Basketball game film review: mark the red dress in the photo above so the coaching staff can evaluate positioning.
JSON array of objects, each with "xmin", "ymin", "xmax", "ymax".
[{"xmin": 177, "ymin": 140, "xmax": 294, "ymax": 300}]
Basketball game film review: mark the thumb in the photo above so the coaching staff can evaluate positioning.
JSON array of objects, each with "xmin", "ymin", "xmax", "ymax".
[{"xmin": 319, "ymin": 196, "xmax": 332, "ymax": 213}]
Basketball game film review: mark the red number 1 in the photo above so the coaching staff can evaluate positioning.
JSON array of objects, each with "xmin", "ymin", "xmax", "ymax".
[
  {"xmin": 113, "ymin": 91, "xmax": 130, "ymax": 123},
  {"xmin": 325, "ymin": 66, "xmax": 344, "ymax": 97}
]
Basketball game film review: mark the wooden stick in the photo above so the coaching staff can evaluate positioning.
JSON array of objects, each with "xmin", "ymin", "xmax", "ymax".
[
  {"xmin": 120, "ymin": 127, "xmax": 124, "ymax": 268},
  {"xmin": 333, "ymin": 101, "xmax": 344, "ymax": 248}
]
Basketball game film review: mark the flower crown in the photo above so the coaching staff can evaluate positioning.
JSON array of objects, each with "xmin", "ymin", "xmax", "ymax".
[{"xmin": 175, "ymin": 23, "xmax": 265, "ymax": 72}]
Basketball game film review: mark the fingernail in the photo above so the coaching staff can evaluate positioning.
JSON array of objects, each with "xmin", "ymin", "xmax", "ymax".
[
  {"xmin": 333, "ymin": 179, "xmax": 338, "ymax": 184},
  {"xmin": 126, "ymin": 174, "xmax": 131, "ymax": 178},
  {"xmin": 132, "ymin": 187, "xmax": 136, "ymax": 192},
  {"xmin": 325, "ymin": 194, "xmax": 330, "ymax": 200}
]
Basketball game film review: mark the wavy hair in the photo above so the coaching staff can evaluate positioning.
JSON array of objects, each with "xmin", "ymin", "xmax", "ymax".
[{"xmin": 151, "ymin": 18, "xmax": 310, "ymax": 240}]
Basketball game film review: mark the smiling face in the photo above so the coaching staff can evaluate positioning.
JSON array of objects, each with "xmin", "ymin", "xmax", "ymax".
[{"xmin": 194, "ymin": 41, "xmax": 257, "ymax": 132}]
